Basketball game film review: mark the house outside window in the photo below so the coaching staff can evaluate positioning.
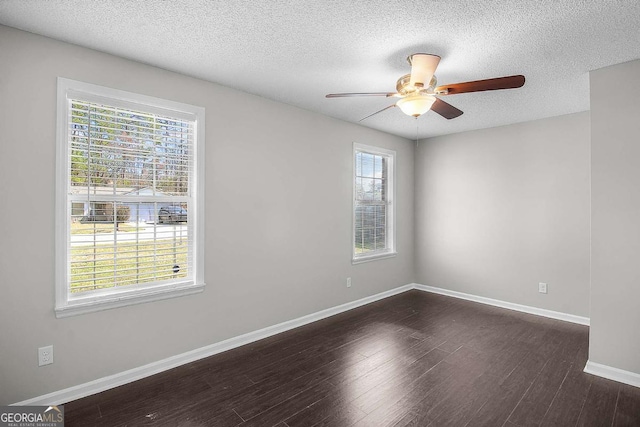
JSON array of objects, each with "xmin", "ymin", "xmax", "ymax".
[
  {"xmin": 353, "ymin": 143, "xmax": 396, "ymax": 263},
  {"xmin": 55, "ymin": 78, "xmax": 205, "ymax": 317}
]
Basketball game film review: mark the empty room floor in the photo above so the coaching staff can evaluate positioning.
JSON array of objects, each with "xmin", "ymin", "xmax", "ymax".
[{"xmin": 64, "ymin": 290, "xmax": 640, "ymax": 426}]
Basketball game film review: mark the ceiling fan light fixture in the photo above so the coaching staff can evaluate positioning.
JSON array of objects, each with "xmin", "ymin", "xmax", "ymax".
[{"xmin": 397, "ymin": 94, "xmax": 436, "ymax": 118}]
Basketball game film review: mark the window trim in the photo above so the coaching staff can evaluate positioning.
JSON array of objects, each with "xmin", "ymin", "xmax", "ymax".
[
  {"xmin": 55, "ymin": 78, "xmax": 206, "ymax": 318},
  {"xmin": 352, "ymin": 143, "xmax": 396, "ymax": 264}
]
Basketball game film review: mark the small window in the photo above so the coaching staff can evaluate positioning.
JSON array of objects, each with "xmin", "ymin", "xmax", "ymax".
[
  {"xmin": 55, "ymin": 78, "xmax": 205, "ymax": 317},
  {"xmin": 353, "ymin": 143, "xmax": 396, "ymax": 263}
]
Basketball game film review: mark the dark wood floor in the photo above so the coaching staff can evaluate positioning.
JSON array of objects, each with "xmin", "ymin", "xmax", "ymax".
[{"xmin": 64, "ymin": 290, "xmax": 640, "ymax": 426}]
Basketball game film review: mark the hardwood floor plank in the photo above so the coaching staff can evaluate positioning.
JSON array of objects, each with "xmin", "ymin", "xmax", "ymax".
[
  {"xmin": 613, "ymin": 384, "xmax": 640, "ymax": 426},
  {"xmin": 350, "ymin": 360, "xmax": 459, "ymax": 426},
  {"xmin": 238, "ymin": 380, "xmax": 334, "ymax": 427},
  {"xmin": 247, "ymin": 334, "xmax": 334, "ymax": 376},
  {"xmin": 63, "ymin": 403, "xmax": 100, "ymax": 427},
  {"xmin": 351, "ymin": 329, "xmax": 425, "ymax": 358},
  {"xmin": 539, "ymin": 360, "xmax": 591, "ymax": 427},
  {"xmin": 576, "ymin": 376, "xmax": 620, "ymax": 427},
  {"xmin": 507, "ymin": 357, "xmax": 572, "ymax": 426},
  {"xmin": 349, "ymin": 348, "xmax": 450, "ymax": 414},
  {"xmin": 62, "ymin": 290, "xmax": 639, "ymax": 427},
  {"xmin": 212, "ymin": 364, "xmax": 309, "ymax": 415},
  {"xmin": 243, "ymin": 356, "xmax": 310, "ymax": 385},
  {"xmin": 482, "ymin": 341, "xmax": 535, "ymax": 382},
  {"xmin": 442, "ymin": 344, "xmax": 493, "ymax": 377},
  {"xmin": 389, "ymin": 411, "xmax": 421, "ymax": 427},
  {"xmin": 294, "ymin": 341, "xmax": 368, "ymax": 372},
  {"xmin": 150, "ymin": 404, "xmax": 243, "ymax": 427},
  {"xmin": 551, "ymin": 362, "xmax": 592, "ymax": 404},
  {"xmin": 95, "ymin": 372, "xmax": 214, "ymax": 419},
  {"xmin": 326, "ymin": 334, "xmax": 445, "ymax": 389},
  {"xmin": 284, "ymin": 394, "xmax": 366, "ymax": 427},
  {"xmin": 310, "ymin": 405, "xmax": 368, "ymax": 427},
  {"xmin": 539, "ymin": 396, "xmax": 585, "ymax": 427},
  {"xmin": 424, "ymin": 370, "xmax": 498, "ymax": 426},
  {"xmin": 463, "ymin": 346, "xmax": 548, "ymax": 427},
  {"xmin": 233, "ymin": 358, "xmax": 350, "ymax": 420}
]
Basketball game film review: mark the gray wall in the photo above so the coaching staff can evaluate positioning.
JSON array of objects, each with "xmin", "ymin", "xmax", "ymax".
[
  {"xmin": 0, "ymin": 26, "xmax": 415, "ymax": 404},
  {"xmin": 415, "ymin": 112, "xmax": 591, "ymax": 317},
  {"xmin": 590, "ymin": 59, "xmax": 640, "ymax": 374}
]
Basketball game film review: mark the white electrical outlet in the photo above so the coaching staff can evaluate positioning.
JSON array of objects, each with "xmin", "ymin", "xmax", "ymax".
[
  {"xmin": 38, "ymin": 345, "xmax": 54, "ymax": 366},
  {"xmin": 538, "ymin": 282, "xmax": 548, "ymax": 294},
  {"xmin": 346, "ymin": 277, "xmax": 352, "ymax": 288}
]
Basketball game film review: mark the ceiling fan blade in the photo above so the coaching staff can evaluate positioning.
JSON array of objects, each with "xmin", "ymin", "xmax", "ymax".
[
  {"xmin": 359, "ymin": 104, "xmax": 396, "ymax": 122},
  {"xmin": 436, "ymin": 75, "xmax": 525, "ymax": 95},
  {"xmin": 408, "ymin": 53, "xmax": 440, "ymax": 88},
  {"xmin": 431, "ymin": 98, "xmax": 464, "ymax": 119},
  {"xmin": 326, "ymin": 92, "xmax": 397, "ymax": 98}
]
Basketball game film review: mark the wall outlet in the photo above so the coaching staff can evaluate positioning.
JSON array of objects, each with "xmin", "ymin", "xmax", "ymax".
[
  {"xmin": 346, "ymin": 277, "xmax": 352, "ymax": 288},
  {"xmin": 538, "ymin": 282, "xmax": 548, "ymax": 294},
  {"xmin": 38, "ymin": 345, "xmax": 54, "ymax": 366}
]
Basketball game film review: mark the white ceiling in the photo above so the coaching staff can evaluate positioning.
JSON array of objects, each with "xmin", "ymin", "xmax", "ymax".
[{"xmin": 1, "ymin": 0, "xmax": 639, "ymax": 139}]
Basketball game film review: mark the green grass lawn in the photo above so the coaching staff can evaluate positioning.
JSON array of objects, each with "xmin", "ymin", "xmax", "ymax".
[
  {"xmin": 71, "ymin": 222, "xmax": 137, "ymax": 234},
  {"xmin": 70, "ymin": 239, "xmax": 188, "ymax": 293}
]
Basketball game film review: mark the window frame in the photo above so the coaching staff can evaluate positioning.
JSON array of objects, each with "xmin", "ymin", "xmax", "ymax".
[
  {"xmin": 55, "ymin": 78, "xmax": 205, "ymax": 318},
  {"xmin": 352, "ymin": 143, "xmax": 396, "ymax": 264}
]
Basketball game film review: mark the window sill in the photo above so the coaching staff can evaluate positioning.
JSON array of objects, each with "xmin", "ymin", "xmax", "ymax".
[
  {"xmin": 352, "ymin": 252, "xmax": 397, "ymax": 265},
  {"xmin": 55, "ymin": 282, "xmax": 205, "ymax": 318}
]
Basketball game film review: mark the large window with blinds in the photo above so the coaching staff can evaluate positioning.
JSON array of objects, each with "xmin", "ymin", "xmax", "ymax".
[
  {"xmin": 353, "ymin": 143, "xmax": 396, "ymax": 263},
  {"xmin": 55, "ymin": 78, "xmax": 205, "ymax": 317}
]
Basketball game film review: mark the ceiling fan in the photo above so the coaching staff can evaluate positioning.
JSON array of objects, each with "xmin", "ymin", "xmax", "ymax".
[{"xmin": 326, "ymin": 53, "xmax": 525, "ymax": 121}]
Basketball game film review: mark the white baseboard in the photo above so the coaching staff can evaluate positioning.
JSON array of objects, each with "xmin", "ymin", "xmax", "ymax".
[
  {"xmin": 584, "ymin": 360, "xmax": 640, "ymax": 388},
  {"xmin": 13, "ymin": 284, "xmax": 414, "ymax": 406},
  {"xmin": 413, "ymin": 283, "xmax": 590, "ymax": 326}
]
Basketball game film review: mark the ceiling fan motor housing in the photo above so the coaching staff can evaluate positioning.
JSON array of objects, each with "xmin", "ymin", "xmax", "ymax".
[{"xmin": 396, "ymin": 74, "xmax": 438, "ymax": 95}]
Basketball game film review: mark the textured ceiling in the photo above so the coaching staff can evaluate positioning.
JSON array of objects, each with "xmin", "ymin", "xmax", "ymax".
[{"xmin": 1, "ymin": 0, "xmax": 639, "ymax": 139}]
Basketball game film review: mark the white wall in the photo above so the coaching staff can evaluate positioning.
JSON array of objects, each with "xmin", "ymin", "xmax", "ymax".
[
  {"xmin": 590, "ymin": 59, "xmax": 640, "ymax": 375},
  {"xmin": 415, "ymin": 112, "xmax": 591, "ymax": 317},
  {"xmin": 0, "ymin": 26, "xmax": 415, "ymax": 404}
]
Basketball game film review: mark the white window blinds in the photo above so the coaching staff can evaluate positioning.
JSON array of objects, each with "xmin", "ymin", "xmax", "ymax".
[{"xmin": 68, "ymin": 100, "xmax": 193, "ymax": 292}]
